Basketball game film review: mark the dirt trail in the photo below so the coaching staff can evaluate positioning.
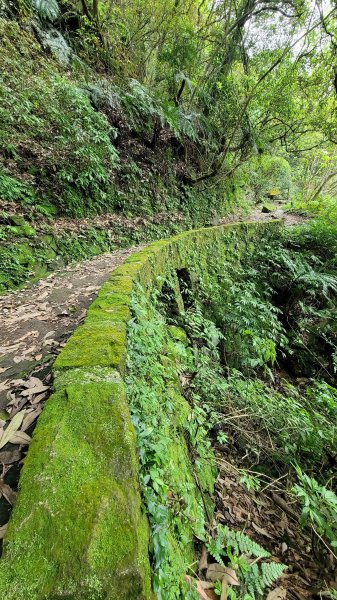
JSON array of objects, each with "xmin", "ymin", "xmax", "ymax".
[
  {"xmin": 0, "ymin": 247, "xmax": 139, "ymax": 410},
  {"xmin": 0, "ymin": 206, "xmax": 306, "ymax": 411},
  {"xmin": 219, "ymin": 206, "xmax": 308, "ymax": 226},
  {"xmin": 0, "ymin": 206, "xmax": 310, "ymax": 553}
]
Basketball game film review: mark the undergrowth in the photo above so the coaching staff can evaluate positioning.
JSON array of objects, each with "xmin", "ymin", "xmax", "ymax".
[
  {"xmin": 208, "ymin": 525, "xmax": 287, "ymax": 599},
  {"xmin": 127, "ymin": 287, "xmax": 208, "ymax": 600},
  {"xmin": 0, "ymin": 17, "xmax": 232, "ymax": 224},
  {"xmin": 127, "ymin": 221, "xmax": 337, "ymax": 597}
]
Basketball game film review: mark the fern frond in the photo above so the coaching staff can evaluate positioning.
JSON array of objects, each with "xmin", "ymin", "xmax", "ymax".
[
  {"xmin": 246, "ymin": 563, "xmax": 264, "ymax": 596},
  {"xmin": 218, "ymin": 526, "xmax": 270, "ymax": 558},
  {"xmin": 31, "ymin": 0, "xmax": 60, "ymax": 22},
  {"xmin": 244, "ymin": 561, "xmax": 287, "ymax": 597},
  {"xmin": 261, "ymin": 562, "xmax": 287, "ymax": 587},
  {"xmin": 207, "ymin": 526, "xmax": 287, "ymax": 599},
  {"xmin": 207, "ymin": 538, "xmax": 225, "ymax": 565}
]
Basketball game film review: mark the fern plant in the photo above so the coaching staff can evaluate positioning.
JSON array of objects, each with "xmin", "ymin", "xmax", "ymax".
[
  {"xmin": 207, "ymin": 526, "xmax": 287, "ymax": 599},
  {"xmin": 243, "ymin": 562, "xmax": 287, "ymax": 597},
  {"xmin": 31, "ymin": 0, "xmax": 60, "ymax": 21},
  {"xmin": 208, "ymin": 526, "xmax": 270, "ymax": 565},
  {"xmin": 292, "ymin": 465, "xmax": 337, "ymax": 549}
]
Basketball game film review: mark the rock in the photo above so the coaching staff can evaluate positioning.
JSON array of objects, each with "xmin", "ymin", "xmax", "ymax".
[
  {"xmin": 8, "ymin": 216, "xmax": 36, "ymax": 238},
  {"xmin": 261, "ymin": 203, "xmax": 276, "ymax": 214}
]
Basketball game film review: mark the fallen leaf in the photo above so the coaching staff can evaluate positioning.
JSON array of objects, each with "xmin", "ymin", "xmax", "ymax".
[
  {"xmin": 21, "ymin": 385, "xmax": 49, "ymax": 397},
  {"xmin": 197, "ymin": 581, "xmax": 211, "ymax": 600},
  {"xmin": 35, "ymin": 354, "xmax": 43, "ymax": 361},
  {"xmin": 44, "ymin": 339, "xmax": 59, "ymax": 347},
  {"xmin": 0, "ymin": 523, "xmax": 7, "ymax": 539},
  {"xmin": 16, "ymin": 331, "xmax": 38, "ymax": 343},
  {"xmin": 31, "ymin": 392, "xmax": 48, "ymax": 405},
  {"xmin": 22, "ymin": 407, "xmax": 42, "ymax": 431},
  {"xmin": 9, "ymin": 431, "xmax": 32, "ymax": 445},
  {"xmin": 9, "ymin": 398, "xmax": 29, "ymax": 415},
  {"xmin": 0, "ymin": 367, "xmax": 9, "ymax": 374},
  {"xmin": 25, "ymin": 377, "xmax": 44, "ymax": 389},
  {"xmin": 0, "ymin": 411, "xmax": 25, "ymax": 449},
  {"xmin": 38, "ymin": 291, "xmax": 49, "ymax": 300},
  {"xmin": 44, "ymin": 331, "xmax": 56, "ymax": 339},
  {"xmin": 199, "ymin": 582, "xmax": 214, "ymax": 590},
  {"xmin": 222, "ymin": 568, "xmax": 240, "ymax": 587},
  {"xmin": 199, "ymin": 545, "xmax": 208, "ymax": 571},
  {"xmin": 221, "ymin": 581, "xmax": 228, "ymax": 600},
  {"xmin": 13, "ymin": 356, "xmax": 27, "ymax": 364},
  {"xmin": 22, "ymin": 346, "xmax": 37, "ymax": 356},
  {"xmin": 266, "ymin": 587, "xmax": 287, "ymax": 599},
  {"xmin": 180, "ymin": 373, "xmax": 192, "ymax": 388},
  {"xmin": 10, "ymin": 379, "xmax": 26, "ymax": 387},
  {"xmin": 252, "ymin": 522, "xmax": 274, "ymax": 539},
  {"xmin": 185, "ymin": 576, "xmax": 214, "ymax": 600},
  {"xmin": 206, "ymin": 564, "xmax": 226, "ymax": 581},
  {"xmin": 0, "ymin": 481, "xmax": 17, "ymax": 505},
  {"xmin": 0, "ymin": 380, "xmax": 10, "ymax": 392},
  {"xmin": 205, "ymin": 590, "xmax": 218, "ymax": 600},
  {"xmin": 0, "ymin": 447, "xmax": 21, "ymax": 464},
  {"xmin": 206, "ymin": 564, "xmax": 240, "ymax": 585},
  {"xmin": 0, "ymin": 344, "xmax": 21, "ymax": 354}
]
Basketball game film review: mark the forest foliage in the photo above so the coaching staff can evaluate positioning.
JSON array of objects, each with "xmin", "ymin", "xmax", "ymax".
[
  {"xmin": 1, "ymin": 0, "xmax": 337, "ymax": 222},
  {"xmin": 1, "ymin": 0, "xmax": 337, "ymax": 597},
  {"xmin": 126, "ymin": 222, "xmax": 337, "ymax": 599}
]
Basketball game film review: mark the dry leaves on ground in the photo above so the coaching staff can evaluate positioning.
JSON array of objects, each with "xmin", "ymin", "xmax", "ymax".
[
  {"xmin": 266, "ymin": 587, "xmax": 287, "ymax": 600},
  {"xmin": 0, "ymin": 244, "xmax": 141, "ymax": 546},
  {"xmin": 0, "ymin": 373, "xmax": 51, "ymax": 534},
  {"xmin": 206, "ymin": 564, "xmax": 240, "ymax": 587},
  {"xmin": 214, "ymin": 454, "xmax": 336, "ymax": 599}
]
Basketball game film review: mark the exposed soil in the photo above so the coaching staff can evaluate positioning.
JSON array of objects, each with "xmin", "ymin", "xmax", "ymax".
[
  {"xmin": 0, "ymin": 247, "xmax": 138, "ymax": 410},
  {"xmin": 219, "ymin": 207, "xmax": 308, "ymax": 227}
]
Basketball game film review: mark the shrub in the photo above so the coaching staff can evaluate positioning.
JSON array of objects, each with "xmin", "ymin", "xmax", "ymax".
[{"xmin": 0, "ymin": 19, "xmax": 119, "ymax": 217}]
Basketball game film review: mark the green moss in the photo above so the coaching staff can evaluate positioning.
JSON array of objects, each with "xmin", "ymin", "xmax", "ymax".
[
  {"xmin": 53, "ymin": 366, "xmax": 122, "ymax": 390},
  {"xmin": 54, "ymin": 322, "xmax": 127, "ymax": 372},
  {"xmin": 170, "ymin": 390, "xmax": 191, "ymax": 427},
  {"xmin": 197, "ymin": 455, "xmax": 217, "ymax": 497},
  {"xmin": 87, "ymin": 296, "xmax": 131, "ymax": 323},
  {"xmin": 112, "ymin": 262, "xmax": 143, "ymax": 278},
  {"xmin": 110, "ymin": 261, "xmax": 155, "ymax": 289},
  {"xmin": 0, "ymin": 382, "xmax": 152, "ymax": 600},
  {"xmin": 87, "ymin": 305, "xmax": 131, "ymax": 323},
  {"xmin": 8, "ymin": 216, "xmax": 36, "ymax": 237},
  {"xmin": 261, "ymin": 203, "xmax": 277, "ymax": 213},
  {"xmin": 105, "ymin": 276, "xmax": 134, "ymax": 295}
]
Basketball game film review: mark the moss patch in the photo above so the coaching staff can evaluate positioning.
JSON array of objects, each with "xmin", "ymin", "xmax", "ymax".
[
  {"xmin": 0, "ymin": 382, "xmax": 152, "ymax": 599},
  {"xmin": 54, "ymin": 322, "xmax": 127, "ymax": 373}
]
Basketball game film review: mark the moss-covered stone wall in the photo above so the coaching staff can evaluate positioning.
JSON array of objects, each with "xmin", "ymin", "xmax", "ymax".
[{"xmin": 0, "ymin": 220, "xmax": 278, "ymax": 599}]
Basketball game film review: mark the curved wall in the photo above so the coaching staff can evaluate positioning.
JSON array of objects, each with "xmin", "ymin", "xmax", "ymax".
[{"xmin": 0, "ymin": 221, "xmax": 278, "ymax": 600}]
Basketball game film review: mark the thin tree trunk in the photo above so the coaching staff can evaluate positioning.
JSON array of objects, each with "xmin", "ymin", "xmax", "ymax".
[{"xmin": 310, "ymin": 172, "xmax": 337, "ymax": 202}]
